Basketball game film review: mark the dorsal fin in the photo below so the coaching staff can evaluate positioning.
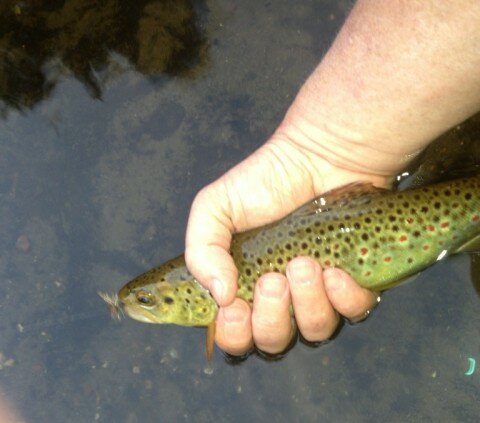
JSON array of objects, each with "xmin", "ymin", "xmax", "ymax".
[{"xmin": 293, "ymin": 182, "xmax": 390, "ymax": 217}]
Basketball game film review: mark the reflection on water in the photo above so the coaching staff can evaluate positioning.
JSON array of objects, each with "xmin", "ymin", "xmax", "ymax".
[
  {"xmin": 0, "ymin": 0, "xmax": 208, "ymax": 114},
  {"xmin": 0, "ymin": 1, "xmax": 479, "ymax": 422}
]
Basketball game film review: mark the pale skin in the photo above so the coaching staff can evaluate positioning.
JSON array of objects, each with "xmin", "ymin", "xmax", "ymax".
[{"xmin": 185, "ymin": 0, "xmax": 480, "ymax": 356}]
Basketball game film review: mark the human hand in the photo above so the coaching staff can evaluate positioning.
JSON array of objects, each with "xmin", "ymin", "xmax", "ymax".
[
  {"xmin": 185, "ymin": 0, "xmax": 480, "ymax": 356},
  {"xmin": 185, "ymin": 132, "xmax": 390, "ymax": 356}
]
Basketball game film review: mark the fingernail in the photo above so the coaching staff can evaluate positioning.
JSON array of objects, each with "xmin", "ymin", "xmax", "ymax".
[
  {"xmin": 288, "ymin": 259, "xmax": 317, "ymax": 285},
  {"xmin": 324, "ymin": 268, "xmax": 346, "ymax": 291},
  {"xmin": 211, "ymin": 278, "xmax": 224, "ymax": 302},
  {"xmin": 222, "ymin": 302, "xmax": 245, "ymax": 323},
  {"xmin": 259, "ymin": 276, "xmax": 285, "ymax": 298}
]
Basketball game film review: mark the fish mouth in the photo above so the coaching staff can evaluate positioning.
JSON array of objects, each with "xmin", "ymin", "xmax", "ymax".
[{"xmin": 120, "ymin": 305, "xmax": 160, "ymax": 323}]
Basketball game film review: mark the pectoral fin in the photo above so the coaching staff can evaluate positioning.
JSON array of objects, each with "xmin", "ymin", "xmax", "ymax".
[
  {"xmin": 206, "ymin": 321, "xmax": 216, "ymax": 362},
  {"xmin": 454, "ymin": 234, "xmax": 480, "ymax": 253}
]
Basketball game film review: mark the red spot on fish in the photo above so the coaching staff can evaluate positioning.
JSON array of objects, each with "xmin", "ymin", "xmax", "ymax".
[
  {"xmin": 360, "ymin": 247, "xmax": 368, "ymax": 256},
  {"xmin": 426, "ymin": 225, "xmax": 435, "ymax": 232},
  {"xmin": 423, "ymin": 244, "xmax": 429, "ymax": 251},
  {"xmin": 472, "ymin": 214, "xmax": 480, "ymax": 222},
  {"xmin": 324, "ymin": 260, "xmax": 332, "ymax": 267},
  {"xmin": 399, "ymin": 235, "xmax": 407, "ymax": 242},
  {"xmin": 384, "ymin": 256, "xmax": 392, "ymax": 263},
  {"xmin": 440, "ymin": 222, "xmax": 449, "ymax": 228},
  {"xmin": 406, "ymin": 217, "xmax": 414, "ymax": 224}
]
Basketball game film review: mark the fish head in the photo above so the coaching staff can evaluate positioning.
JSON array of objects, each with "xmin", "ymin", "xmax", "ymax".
[{"xmin": 119, "ymin": 276, "xmax": 218, "ymax": 327}]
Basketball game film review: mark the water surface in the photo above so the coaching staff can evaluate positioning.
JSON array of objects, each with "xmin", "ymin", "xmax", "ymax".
[{"xmin": 1, "ymin": 1, "xmax": 479, "ymax": 422}]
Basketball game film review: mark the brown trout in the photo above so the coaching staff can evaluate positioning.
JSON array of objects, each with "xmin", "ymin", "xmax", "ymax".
[{"xmin": 118, "ymin": 175, "xmax": 480, "ymax": 331}]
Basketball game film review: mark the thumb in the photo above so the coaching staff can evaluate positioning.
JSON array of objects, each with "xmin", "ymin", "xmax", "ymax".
[{"xmin": 185, "ymin": 186, "xmax": 238, "ymax": 306}]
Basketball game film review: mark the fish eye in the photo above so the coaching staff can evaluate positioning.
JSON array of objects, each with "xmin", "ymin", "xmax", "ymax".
[{"xmin": 135, "ymin": 290, "xmax": 156, "ymax": 307}]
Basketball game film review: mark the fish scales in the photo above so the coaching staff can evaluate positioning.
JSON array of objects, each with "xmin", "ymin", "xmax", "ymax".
[
  {"xmin": 233, "ymin": 175, "xmax": 480, "ymax": 301},
  {"xmin": 118, "ymin": 174, "xmax": 480, "ymax": 327}
]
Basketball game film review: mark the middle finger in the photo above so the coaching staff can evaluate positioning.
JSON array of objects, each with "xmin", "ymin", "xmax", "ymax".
[{"xmin": 252, "ymin": 272, "xmax": 295, "ymax": 354}]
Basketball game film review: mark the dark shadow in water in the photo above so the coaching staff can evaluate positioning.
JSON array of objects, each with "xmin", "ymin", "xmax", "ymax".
[
  {"xmin": 0, "ymin": 0, "xmax": 208, "ymax": 115},
  {"xmin": 399, "ymin": 113, "xmax": 480, "ymax": 188}
]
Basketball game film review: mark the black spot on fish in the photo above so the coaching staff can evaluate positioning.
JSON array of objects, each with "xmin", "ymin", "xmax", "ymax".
[{"xmin": 164, "ymin": 297, "xmax": 174, "ymax": 304}]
